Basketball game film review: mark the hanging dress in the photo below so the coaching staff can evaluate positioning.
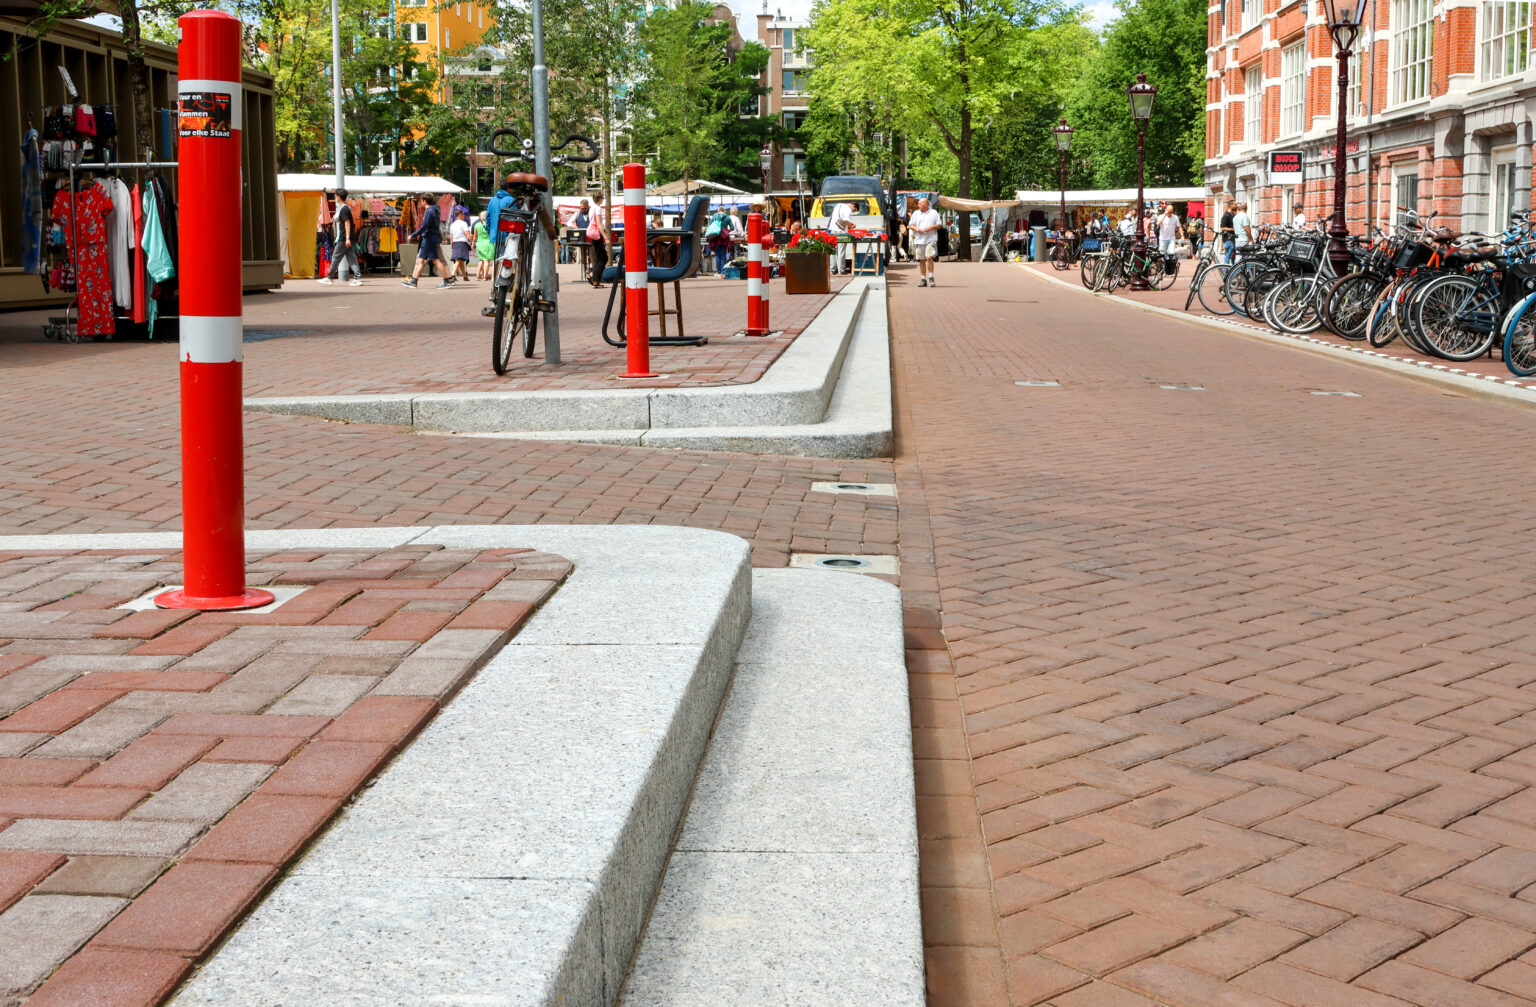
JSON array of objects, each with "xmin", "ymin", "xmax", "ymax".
[
  {"xmin": 21, "ymin": 128, "xmax": 43, "ymax": 274},
  {"xmin": 52, "ymin": 183, "xmax": 115, "ymax": 337},
  {"xmin": 141, "ymin": 185, "xmax": 175, "ymax": 339}
]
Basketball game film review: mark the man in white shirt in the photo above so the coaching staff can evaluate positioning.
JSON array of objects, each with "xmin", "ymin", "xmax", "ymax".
[
  {"xmin": 828, "ymin": 200, "xmax": 854, "ymax": 274},
  {"xmin": 1156, "ymin": 208, "xmax": 1182, "ymax": 253},
  {"xmin": 1119, "ymin": 212, "xmax": 1136, "ymax": 237},
  {"xmin": 1292, "ymin": 208, "xmax": 1308, "ymax": 229},
  {"xmin": 1232, "ymin": 202, "xmax": 1253, "ymax": 247},
  {"xmin": 908, "ymin": 197, "xmax": 943, "ymax": 287}
]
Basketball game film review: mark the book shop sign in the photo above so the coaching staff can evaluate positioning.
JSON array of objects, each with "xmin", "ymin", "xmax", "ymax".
[{"xmin": 1269, "ymin": 150, "xmax": 1304, "ymax": 184}]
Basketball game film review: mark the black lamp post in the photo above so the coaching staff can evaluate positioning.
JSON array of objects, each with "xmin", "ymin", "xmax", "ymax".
[
  {"xmin": 1126, "ymin": 72, "xmax": 1158, "ymax": 290},
  {"xmin": 1053, "ymin": 119, "xmax": 1074, "ymax": 235},
  {"xmin": 760, "ymin": 144, "xmax": 774, "ymax": 196},
  {"xmin": 1322, "ymin": 0, "xmax": 1369, "ymax": 275}
]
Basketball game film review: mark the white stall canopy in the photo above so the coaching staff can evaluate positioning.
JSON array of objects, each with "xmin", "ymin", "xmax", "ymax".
[{"xmin": 278, "ymin": 173, "xmax": 466, "ymax": 194}]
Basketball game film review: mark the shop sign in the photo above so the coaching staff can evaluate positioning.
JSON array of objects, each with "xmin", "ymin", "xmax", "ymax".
[{"xmin": 1269, "ymin": 150, "xmax": 1304, "ymax": 183}]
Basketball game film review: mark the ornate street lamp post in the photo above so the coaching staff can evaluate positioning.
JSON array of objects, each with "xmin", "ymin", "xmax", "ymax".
[
  {"xmin": 760, "ymin": 144, "xmax": 774, "ymax": 196},
  {"xmin": 1126, "ymin": 73, "xmax": 1158, "ymax": 290},
  {"xmin": 1053, "ymin": 119, "xmax": 1074, "ymax": 236},
  {"xmin": 1322, "ymin": 0, "xmax": 1370, "ymax": 276}
]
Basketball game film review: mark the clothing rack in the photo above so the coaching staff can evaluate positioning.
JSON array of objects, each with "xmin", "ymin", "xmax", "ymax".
[{"xmin": 44, "ymin": 154, "xmax": 180, "ymax": 343}]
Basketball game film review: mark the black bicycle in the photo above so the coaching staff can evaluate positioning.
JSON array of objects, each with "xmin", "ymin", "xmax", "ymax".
[{"xmin": 484, "ymin": 129, "xmax": 599, "ymax": 373}]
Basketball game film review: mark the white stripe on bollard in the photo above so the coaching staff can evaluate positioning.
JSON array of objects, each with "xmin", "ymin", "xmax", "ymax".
[
  {"xmin": 623, "ymin": 188, "xmax": 646, "ymax": 207},
  {"xmin": 747, "ymin": 276, "xmax": 763, "ymax": 297},
  {"xmin": 625, "ymin": 273, "xmax": 648, "ymax": 290},
  {"xmin": 179, "ymin": 315, "xmax": 243, "ymax": 364}
]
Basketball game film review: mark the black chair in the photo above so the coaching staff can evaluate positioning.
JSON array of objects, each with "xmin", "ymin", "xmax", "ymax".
[{"xmin": 602, "ymin": 194, "xmax": 710, "ymax": 347}]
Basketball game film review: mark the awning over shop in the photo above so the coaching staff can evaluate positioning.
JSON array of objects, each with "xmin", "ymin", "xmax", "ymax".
[
  {"xmin": 937, "ymin": 196, "xmax": 1024, "ymax": 212},
  {"xmin": 1012, "ymin": 186, "xmax": 1207, "ymax": 206},
  {"xmin": 277, "ymin": 173, "xmax": 466, "ymax": 194},
  {"xmin": 648, "ymin": 178, "xmax": 750, "ymax": 196}
]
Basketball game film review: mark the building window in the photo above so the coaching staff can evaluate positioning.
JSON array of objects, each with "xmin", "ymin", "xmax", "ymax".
[
  {"xmin": 782, "ymin": 152, "xmax": 804, "ymax": 181},
  {"xmin": 1390, "ymin": 0, "xmax": 1433, "ymax": 104},
  {"xmin": 1347, "ymin": 43, "xmax": 1368, "ymax": 117},
  {"xmin": 782, "ymin": 27, "xmax": 794, "ymax": 50},
  {"xmin": 408, "ymin": 21, "xmax": 427, "ymax": 42},
  {"xmin": 1492, "ymin": 152, "xmax": 1520, "ymax": 231},
  {"xmin": 1395, "ymin": 171, "xmax": 1419, "ymax": 223},
  {"xmin": 783, "ymin": 110, "xmax": 807, "ymax": 130},
  {"xmin": 740, "ymin": 94, "xmax": 760, "ymax": 115},
  {"xmin": 1481, "ymin": 2, "xmax": 1532, "ymax": 81},
  {"xmin": 1243, "ymin": 64, "xmax": 1262, "ymax": 146},
  {"xmin": 782, "ymin": 69, "xmax": 809, "ymax": 92},
  {"xmin": 1241, "ymin": 0, "xmax": 1259, "ymax": 31},
  {"xmin": 1280, "ymin": 42, "xmax": 1305, "ymax": 136}
]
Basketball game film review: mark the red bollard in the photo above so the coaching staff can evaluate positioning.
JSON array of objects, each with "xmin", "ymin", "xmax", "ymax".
[
  {"xmin": 619, "ymin": 162, "xmax": 656, "ymax": 379},
  {"xmin": 744, "ymin": 212, "xmax": 767, "ymax": 336},
  {"xmin": 760, "ymin": 222, "xmax": 772, "ymax": 334},
  {"xmin": 155, "ymin": 10, "xmax": 273, "ymax": 612}
]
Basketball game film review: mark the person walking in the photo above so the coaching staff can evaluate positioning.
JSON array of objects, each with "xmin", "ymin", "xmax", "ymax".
[
  {"xmin": 402, "ymin": 194, "xmax": 452, "ymax": 289},
  {"xmin": 587, "ymin": 192, "xmax": 609, "ymax": 288},
  {"xmin": 1156, "ymin": 206, "xmax": 1182, "ymax": 254},
  {"xmin": 828, "ymin": 199, "xmax": 854, "ymax": 274},
  {"xmin": 1219, "ymin": 204, "xmax": 1236, "ymax": 262},
  {"xmin": 449, "ymin": 208, "xmax": 472, "ymax": 282},
  {"xmin": 317, "ymin": 189, "xmax": 362, "ymax": 286},
  {"xmin": 706, "ymin": 206, "xmax": 735, "ymax": 275},
  {"xmin": 908, "ymin": 196, "xmax": 942, "ymax": 287},
  {"xmin": 473, "ymin": 213, "xmax": 493, "ymax": 281}
]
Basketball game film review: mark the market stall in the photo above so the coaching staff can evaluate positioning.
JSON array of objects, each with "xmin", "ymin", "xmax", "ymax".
[{"xmin": 278, "ymin": 173, "xmax": 464, "ymax": 278}]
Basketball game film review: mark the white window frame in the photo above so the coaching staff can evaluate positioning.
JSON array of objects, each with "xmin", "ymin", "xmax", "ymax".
[
  {"xmin": 1491, "ymin": 147, "xmax": 1520, "ymax": 232},
  {"xmin": 1280, "ymin": 42, "xmax": 1305, "ymax": 137},
  {"xmin": 1244, "ymin": 65, "xmax": 1263, "ymax": 148},
  {"xmin": 1480, "ymin": 2, "xmax": 1533, "ymax": 82},
  {"xmin": 1241, "ymin": 0, "xmax": 1259, "ymax": 32},
  {"xmin": 1394, "ymin": 164, "xmax": 1420, "ymax": 225},
  {"xmin": 1390, "ymin": 0, "xmax": 1433, "ymax": 105},
  {"xmin": 410, "ymin": 21, "xmax": 428, "ymax": 42},
  {"xmin": 1347, "ymin": 43, "xmax": 1368, "ymax": 117}
]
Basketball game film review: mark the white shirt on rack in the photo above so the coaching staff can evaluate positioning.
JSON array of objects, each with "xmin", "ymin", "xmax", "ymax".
[{"xmin": 101, "ymin": 178, "xmax": 136, "ymax": 311}]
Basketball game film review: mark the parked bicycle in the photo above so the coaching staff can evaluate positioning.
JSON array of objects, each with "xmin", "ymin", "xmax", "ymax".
[{"xmin": 483, "ymin": 128, "xmax": 599, "ymax": 374}]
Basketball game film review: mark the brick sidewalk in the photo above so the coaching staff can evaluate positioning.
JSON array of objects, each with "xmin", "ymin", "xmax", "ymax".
[
  {"xmin": 893, "ymin": 262, "xmax": 1536, "ymax": 1005},
  {"xmin": 0, "ymin": 265, "xmax": 850, "ymax": 395},
  {"xmin": 0, "ymin": 544, "xmax": 566, "ymax": 1005},
  {"xmin": 1020, "ymin": 260, "xmax": 1536, "ymax": 395}
]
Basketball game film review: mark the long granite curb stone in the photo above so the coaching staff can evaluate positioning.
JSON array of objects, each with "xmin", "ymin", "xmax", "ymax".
[
  {"xmin": 244, "ymin": 279, "xmax": 872, "ymax": 433},
  {"xmin": 622, "ymin": 568, "xmax": 923, "ymax": 1005},
  {"xmin": 0, "ymin": 525, "xmax": 752, "ymax": 1007}
]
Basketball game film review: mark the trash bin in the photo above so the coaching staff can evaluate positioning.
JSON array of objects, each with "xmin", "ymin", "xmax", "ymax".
[{"xmin": 1031, "ymin": 226, "xmax": 1047, "ymax": 262}]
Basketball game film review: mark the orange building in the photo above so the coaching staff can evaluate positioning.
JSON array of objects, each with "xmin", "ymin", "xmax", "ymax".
[{"xmin": 396, "ymin": 0, "xmax": 494, "ymax": 102}]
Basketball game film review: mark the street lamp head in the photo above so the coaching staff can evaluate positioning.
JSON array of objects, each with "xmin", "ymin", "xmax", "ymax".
[
  {"xmin": 1053, "ymin": 118, "xmax": 1074, "ymax": 152},
  {"xmin": 1321, "ymin": 0, "xmax": 1369, "ymax": 28},
  {"xmin": 1126, "ymin": 72, "xmax": 1157, "ymax": 123}
]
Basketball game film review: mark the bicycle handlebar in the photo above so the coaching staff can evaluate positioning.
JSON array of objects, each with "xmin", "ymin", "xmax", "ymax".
[{"xmin": 486, "ymin": 128, "xmax": 600, "ymax": 164}]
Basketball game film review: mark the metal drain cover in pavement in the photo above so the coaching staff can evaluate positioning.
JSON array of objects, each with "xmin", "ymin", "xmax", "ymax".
[
  {"xmin": 1160, "ymin": 384, "xmax": 1205, "ymax": 391},
  {"xmin": 1311, "ymin": 391, "xmax": 1362, "ymax": 397},
  {"xmin": 789, "ymin": 553, "xmax": 900, "ymax": 575},
  {"xmin": 1015, "ymin": 380, "xmax": 1060, "ymax": 387},
  {"xmin": 811, "ymin": 482, "xmax": 897, "ymax": 497}
]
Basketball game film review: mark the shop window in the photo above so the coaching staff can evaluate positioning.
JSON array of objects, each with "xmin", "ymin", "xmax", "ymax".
[
  {"xmin": 1492, "ymin": 153, "xmax": 1520, "ymax": 231},
  {"xmin": 1395, "ymin": 171, "xmax": 1419, "ymax": 223},
  {"xmin": 1280, "ymin": 42, "xmax": 1305, "ymax": 136},
  {"xmin": 1390, "ymin": 0, "xmax": 1433, "ymax": 104},
  {"xmin": 1480, "ymin": 2, "xmax": 1532, "ymax": 81}
]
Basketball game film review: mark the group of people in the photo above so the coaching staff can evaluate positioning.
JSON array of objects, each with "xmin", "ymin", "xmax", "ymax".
[
  {"xmin": 317, "ymin": 190, "xmax": 493, "ymax": 290},
  {"xmin": 1081, "ymin": 205, "xmax": 1197, "ymax": 255}
]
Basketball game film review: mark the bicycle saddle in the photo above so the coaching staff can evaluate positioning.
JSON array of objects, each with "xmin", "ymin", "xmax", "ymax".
[
  {"xmin": 1427, "ymin": 227, "xmax": 1460, "ymax": 242},
  {"xmin": 505, "ymin": 172, "xmax": 549, "ymax": 192},
  {"xmin": 1445, "ymin": 248, "xmax": 1499, "ymax": 266}
]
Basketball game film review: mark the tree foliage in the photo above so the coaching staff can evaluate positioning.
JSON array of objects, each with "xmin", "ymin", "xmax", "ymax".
[
  {"xmin": 628, "ymin": 1, "xmax": 774, "ymax": 191},
  {"xmin": 1061, "ymin": 0, "xmax": 1206, "ymax": 188},
  {"xmin": 805, "ymin": 0, "xmax": 1088, "ymax": 253}
]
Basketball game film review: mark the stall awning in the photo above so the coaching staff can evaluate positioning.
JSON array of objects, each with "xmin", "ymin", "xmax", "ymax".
[
  {"xmin": 1012, "ymin": 186, "xmax": 1208, "ymax": 206},
  {"xmin": 937, "ymin": 196, "xmax": 1024, "ymax": 212},
  {"xmin": 277, "ymin": 173, "xmax": 465, "ymax": 194},
  {"xmin": 649, "ymin": 178, "xmax": 750, "ymax": 196}
]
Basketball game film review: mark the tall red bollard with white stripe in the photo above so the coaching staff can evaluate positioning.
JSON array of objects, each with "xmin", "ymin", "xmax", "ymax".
[
  {"xmin": 156, "ymin": 10, "xmax": 273, "ymax": 611},
  {"xmin": 744, "ymin": 212, "xmax": 767, "ymax": 336},
  {"xmin": 619, "ymin": 162, "xmax": 656, "ymax": 378},
  {"xmin": 759, "ymin": 218, "xmax": 771, "ymax": 334}
]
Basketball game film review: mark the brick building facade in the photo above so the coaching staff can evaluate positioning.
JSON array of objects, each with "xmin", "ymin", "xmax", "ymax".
[
  {"xmin": 1203, "ymin": 0, "xmax": 1534, "ymax": 236},
  {"xmin": 756, "ymin": 11, "xmax": 812, "ymax": 191}
]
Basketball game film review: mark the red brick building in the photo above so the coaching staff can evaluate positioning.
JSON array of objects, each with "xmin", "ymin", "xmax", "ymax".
[{"xmin": 1204, "ymin": 0, "xmax": 1533, "ymax": 235}]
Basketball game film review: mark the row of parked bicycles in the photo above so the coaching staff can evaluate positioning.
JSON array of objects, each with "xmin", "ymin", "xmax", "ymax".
[{"xmin": 1169, "ymin": 209, "xmax": 1536, "ymax": 377}]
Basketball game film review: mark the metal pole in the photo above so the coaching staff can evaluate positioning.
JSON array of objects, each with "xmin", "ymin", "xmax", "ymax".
[
  {"xmin": 1328, "ymin": 31, "xmax": 1353, "ymax": 276},
  {"xmin": 531, "ymin": 0, "xmax": 560, "ymax": 364},
  {"xmin": 1130, "ymin": 128, "xmax": 1150, "ymax": 290},
  {"xmin": 1058, "ymin": 152, "xmax": 1067, "ymax": 234},
  {"xmin": 331, "ymin": 0, "xmax": 344, "ymax": 189}
]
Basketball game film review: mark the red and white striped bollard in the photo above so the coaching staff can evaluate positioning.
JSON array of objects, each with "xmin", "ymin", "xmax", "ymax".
[
  {"xmin": 759, "ymin": 219, "xmax": 772, "ymax": 334},
  {"xmin": 619, "ymin": 162, "xmax": 656, "ymax": 378},
  {"xmin": 744, "ymin": 212, "xmax": 767, "ymax": 336},
  {"xmin": 156, "ymin": 10, "xmax": 272, "ymax": 611}
]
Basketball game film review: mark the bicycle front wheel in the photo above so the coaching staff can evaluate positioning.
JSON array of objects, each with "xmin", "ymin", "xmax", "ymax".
[
  {"xmin": 1051, "ymin": 243, "xmax": 1072, "ymax": 271},
  {"xmin": 1154, "ymin": 257, "xmax": 1179, "ymax": 290},
  {"xmin": 1080, "ymin": 254, "xmax": 1102, "ymax": 290},
  {"xmin": 1503, "ymin": 293, "xmax": 1536, "ymax": 376},
  {"xmin": 490, "ymin": 268, "xmax": 515, "ymax": 375},
  {"xmin": 1322, "ymin": 273, "xmax": 1383, "ymax": 340},
  {"xmin": 1196, "ymin": 264, "xmax": 1234, "ymax": 315},
  {"xmin": 514, "ymin": 248, "xmax": 539, "ymax": 358},
  {"xmin": 1366, "ymin": 282, "xmax": 1400, "ymax": 347},
  {"xmin": 1413, "ymin": 273, "xmax": 1496, "ymax": 361},
  {"xmin": 1268, "ymin": 274, "xmax": 1325, "ymax": 334}
]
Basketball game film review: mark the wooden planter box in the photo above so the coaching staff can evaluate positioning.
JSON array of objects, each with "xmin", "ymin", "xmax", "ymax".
[{"xmin": 783, "ymin": 252, "xmax": 831, "ymax": 294}]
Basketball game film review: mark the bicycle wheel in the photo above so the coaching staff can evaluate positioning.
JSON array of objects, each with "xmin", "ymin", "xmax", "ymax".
[
  {"xmin": 514, "ymin": 249, "xmax": 539, "ymax": 358},
  {"xmin": 1244, "ymin": 268, "xmax": 1283, "ymax": 327},
  {"xmin": 1183, "ymin": 262, "xmax": 1205, "ymax": 311},
  {"xmin": 1154, "ymin": 257, "xmax": 1179, "ymax": 290},
  {"xmin": 1223, "ymin": 261, "xmax": 1259, "ymax": 318},
  {"xmin": 1503, "ymin": 293, "xmax": 1536, "ymax": 376},
  {"xmin": 1322, "ymin": 273, "xmax": 1383, "ymax": 340},
  {"xmin": 1366, "ymin": 281, "xmax": 1400, "ymax": 347},
  {"xmin": 1051, "ymin": 242, "xmax": 1072, "ymax": 271},
  {"xmin": 1141, "ymin": 254, "xmax": 1165, "ymax": 289},
  {"xmin": 490, "ymin": 265, "xmax": 516, "ymax": 375},
  {"xmin": 1196, "ymin": 263, "xmax": 1235, "ymax": 315},
  {"xmin": 1080, "ymin": 254, "xmax": 1102, "ymax": 290},
  {"xmin": 1413, "ymin": 273, "xmax": 1497, "ymax": 361},
  {"xmin": 1268, "ymin": 274, "xmax": 1325, "ymax": 334}
]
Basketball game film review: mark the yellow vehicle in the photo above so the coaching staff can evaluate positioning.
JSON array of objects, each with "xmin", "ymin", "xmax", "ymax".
[{"xmin": 807, "ymin": 196, "xmax": 884, "ymax": 232}]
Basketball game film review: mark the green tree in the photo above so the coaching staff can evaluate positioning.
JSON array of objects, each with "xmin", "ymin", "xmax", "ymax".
[
  {"xmin": 1062, "ymin": 0, "xmax": 1206, "ymax": 188},
  {"xmin": 629, "ymin": 1, "xmax": 774, "ymax": 191},
  {"xmin": 807, "ymin": 0, "xmax": 1085, "ymax": 256}
]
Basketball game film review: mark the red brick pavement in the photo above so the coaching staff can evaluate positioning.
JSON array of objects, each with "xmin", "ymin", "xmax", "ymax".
[
  {"xmin": 0, "ymin": 264, "xmax": 849, "ymax": 395},
  {"xmin": 891, "ymin": 261, "xmax": 1536, "ymax": 1005},
  {"xmin": 0, "ymin": 544, "xmax": 565, "ymax": 1005},
  {"xmin": 1020, "ymin": 260, "xmax": 1536, "ymax": 396}
]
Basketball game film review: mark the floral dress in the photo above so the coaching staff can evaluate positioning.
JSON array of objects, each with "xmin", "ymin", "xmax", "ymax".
[{"xmin": 52, "ymin": 183, "xmax": 116, "ymax": 337}]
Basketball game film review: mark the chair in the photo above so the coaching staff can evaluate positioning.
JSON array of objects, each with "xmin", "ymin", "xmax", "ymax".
[{"xmin": 601, "ymin": 194, "xmax": 710, "ymax": 347}]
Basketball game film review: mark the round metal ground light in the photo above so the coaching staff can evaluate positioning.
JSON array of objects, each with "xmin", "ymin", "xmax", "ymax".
[{"xmin": 815, "ymin": 557, "xmax": 871, "ymax": 570}]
